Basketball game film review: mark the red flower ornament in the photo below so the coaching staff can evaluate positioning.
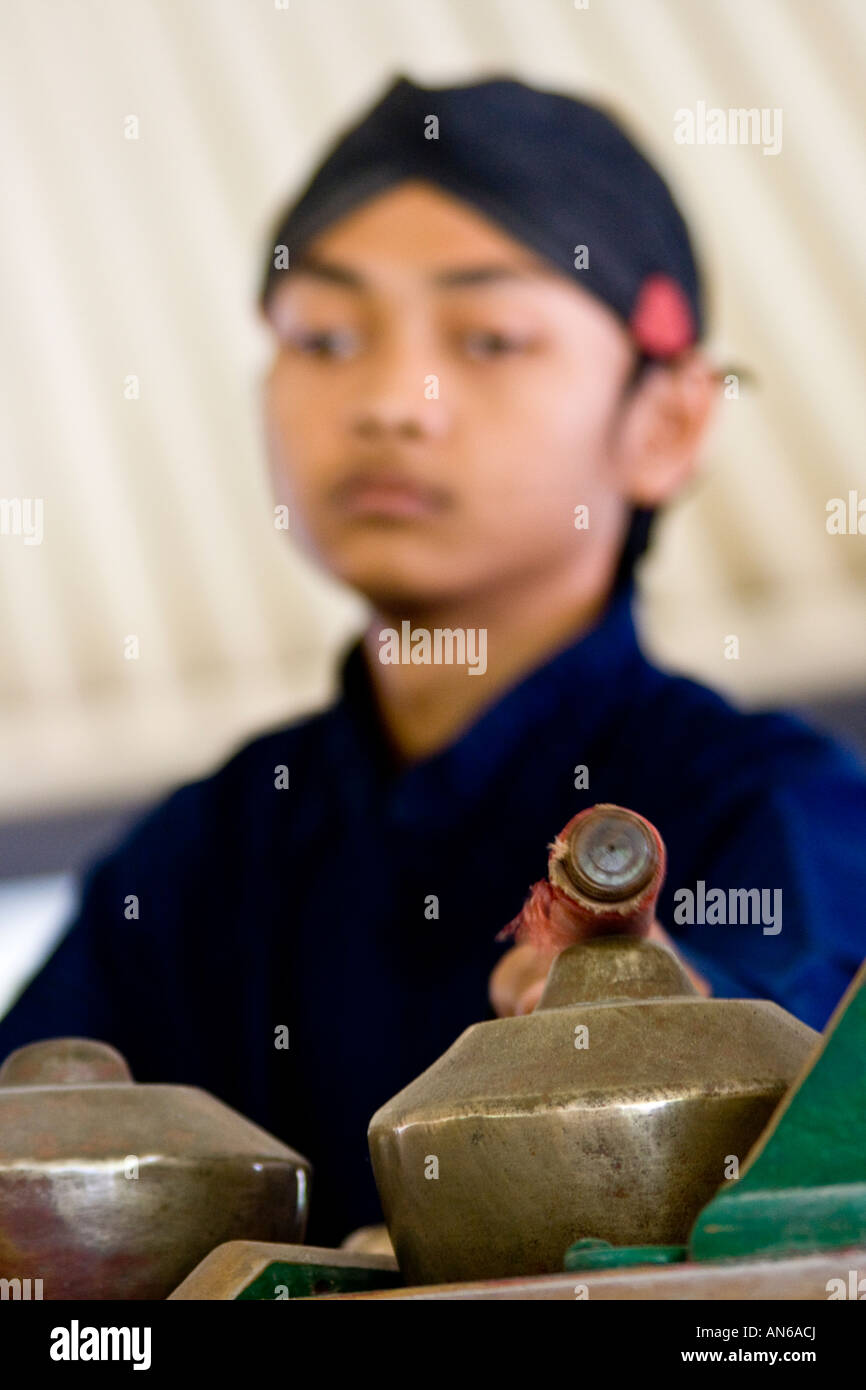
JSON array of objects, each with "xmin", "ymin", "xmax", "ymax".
[{"xmin": 629, "ymin": 273, "xmax": 695, "ymax": 359}]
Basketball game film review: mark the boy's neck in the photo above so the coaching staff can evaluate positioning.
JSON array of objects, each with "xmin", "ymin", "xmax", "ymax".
[{"xmin": 360, "ymin": 564, "xmax": 621, "ymax": 764}]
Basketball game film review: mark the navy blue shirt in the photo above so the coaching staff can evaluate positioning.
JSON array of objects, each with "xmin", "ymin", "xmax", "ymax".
[{"xmin": 1, "ymin": 581, "xmax": 864, "ymax": 1245}]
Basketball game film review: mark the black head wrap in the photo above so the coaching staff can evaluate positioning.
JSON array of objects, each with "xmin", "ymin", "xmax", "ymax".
[{"xmin": 259, "ymin": 74, "xmax": 707, "ymax": 589}]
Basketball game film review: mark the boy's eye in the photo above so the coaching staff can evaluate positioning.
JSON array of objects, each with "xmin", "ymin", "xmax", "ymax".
[
  {"xmin": 291, "ymin": 327, "xmax": 362, "ymax": 359},
  {"xmin": 461, "ymin": 330, "xmax": 533, "ymax": 359}
]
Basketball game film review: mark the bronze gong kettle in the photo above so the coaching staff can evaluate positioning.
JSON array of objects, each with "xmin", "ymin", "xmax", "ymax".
[
  {"xmin": 368, "ymin": 804, "xmax": 819, "ymax": 1284},
  {"xmin": 0, "ymin": 1038, "xmax": 311, "ymax": 1299}
]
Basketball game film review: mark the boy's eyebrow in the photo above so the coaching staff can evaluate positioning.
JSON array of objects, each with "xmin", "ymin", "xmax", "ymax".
[{"xmin": 289, "ymin": 253, "xmax": 546, "ymax": 290}]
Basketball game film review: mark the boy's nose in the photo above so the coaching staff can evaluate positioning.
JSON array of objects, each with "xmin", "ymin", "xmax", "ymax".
[
  {"xmin": 348, "ymin": 348, "xmax": 451, "ymax": 441},
  {"xmin": 352, "ymin": 405, "xmax": 426, "ymax": 440}
]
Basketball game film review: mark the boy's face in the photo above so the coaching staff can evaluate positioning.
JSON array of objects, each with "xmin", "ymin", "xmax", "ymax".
[{"xmin": 261, "ymin": 180, "xmax": 658, "ymax": 610}]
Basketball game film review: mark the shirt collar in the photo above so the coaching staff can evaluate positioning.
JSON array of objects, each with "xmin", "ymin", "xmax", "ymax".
[{"xmin": 331, "ymin": 581, "xmax": 643, "ymax": 830}]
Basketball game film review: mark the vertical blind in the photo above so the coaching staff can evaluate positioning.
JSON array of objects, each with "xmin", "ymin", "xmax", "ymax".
[{"xmin": 1, "ymin": 0, "xmax": 864, "ymax": 818}]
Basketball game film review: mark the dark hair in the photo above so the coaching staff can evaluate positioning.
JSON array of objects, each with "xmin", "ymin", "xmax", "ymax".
[{"xmin": 613, "ymin": 506, "xmax": 657, "ymax": 595}]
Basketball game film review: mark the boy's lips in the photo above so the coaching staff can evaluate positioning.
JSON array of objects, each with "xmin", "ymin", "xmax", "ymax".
[{"xmin": 331, "ymin": 468, "xmax": 452, "ymax": 519}]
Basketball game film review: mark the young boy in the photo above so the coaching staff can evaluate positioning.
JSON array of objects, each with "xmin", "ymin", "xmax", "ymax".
[{"xmin": 1, "ymin": 76, "xmax": 864, "ymax": 1247}]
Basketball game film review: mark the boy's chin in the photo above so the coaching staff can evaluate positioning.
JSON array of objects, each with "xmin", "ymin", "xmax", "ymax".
[
  {"xmin": 332, "ymin": 560, "xmax": 475, "ymax": 613},
  {"xmin": 349, "ymin": 576, "xmax": 465, "ymax": 612}
]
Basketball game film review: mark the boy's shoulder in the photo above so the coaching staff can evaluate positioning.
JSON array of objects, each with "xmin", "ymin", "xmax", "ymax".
[
  {"xmin": 87, "ymin": 699, "xmax": 344, "ymax": 878},
  {"xmin": 623, "ymin": 650, "xmax": 866, "ymax": 797}
]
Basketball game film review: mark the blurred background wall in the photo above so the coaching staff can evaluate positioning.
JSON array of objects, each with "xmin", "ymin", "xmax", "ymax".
[{"xmin": 1, "ymin": 0, "xmax": 864, "ymax": 1006}]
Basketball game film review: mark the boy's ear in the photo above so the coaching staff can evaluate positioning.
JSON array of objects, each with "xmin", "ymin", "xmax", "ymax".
[{"xmin": 616, "ymin": 350, "xmax": 719, "ymax": 507}]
